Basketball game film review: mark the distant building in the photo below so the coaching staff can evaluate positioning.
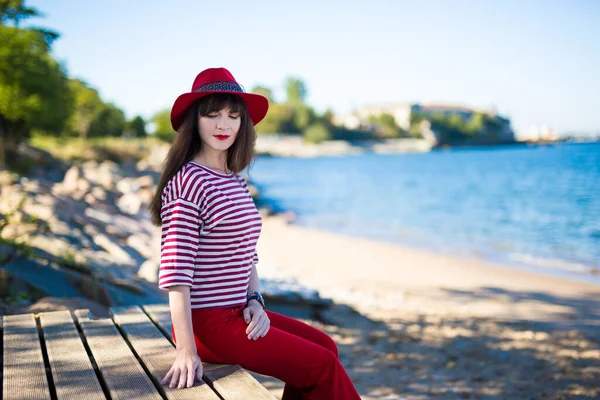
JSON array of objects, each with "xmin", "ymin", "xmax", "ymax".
[
  {"xmin": 516, "ymin": 125, "xmax": 560, "ymax": 142},
  {"xmin": 336, "ymin": 102, "xmax": 515, "ymax": 146}
]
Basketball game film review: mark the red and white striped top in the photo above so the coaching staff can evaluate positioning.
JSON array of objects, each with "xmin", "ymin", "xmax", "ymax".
[{"xmin": 158, "ymin": 161, "xmax": 262, "ymax": 309}]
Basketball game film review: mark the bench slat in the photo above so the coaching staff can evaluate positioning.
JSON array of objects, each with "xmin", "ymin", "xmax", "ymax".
[
  {"xmin": 143, "ymin": 304, "xmax": 276, "ymax": 400},
  {"xmin": 110, "ymin": 306, "xmax": 219, "ymax": 400},
  {"xmin": 39, "ymin": 310, "xmax": 106, "ymax": 399},
  {"xmin": 2, "ymin": 314, "xmax": 51, "ymax": 400},
  {"xmin": 74, "ymin": 309, "xmax": 162, "ymax": 400}
]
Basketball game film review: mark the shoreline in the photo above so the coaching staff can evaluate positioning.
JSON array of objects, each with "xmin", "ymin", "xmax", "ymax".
[
  {"xmin": 255, "ymin": 207, "xmax": 600, "ymax": 290},
  {"xmin": 254, "ymin": 215, "xmax": 600, "ymax": 398},
  {"xmin": 256, "ymin": 215, "xmax": 600, "ymax": 321}
]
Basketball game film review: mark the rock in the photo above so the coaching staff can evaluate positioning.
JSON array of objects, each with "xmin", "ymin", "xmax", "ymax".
[
  {"xmin": 91, "ymin": 186, "xmax": 107, "ymax": 201},
  {"xmin": 117, "ymin": 192, "xmax": 143, "ymax": 215},
  {"xmin": 138, "ymin": 259, "xmax": 158, "ymax": 283},
  {"xmin": 27, "ymin": 296, "xmax": 110, "ymax": 318},
  {"xmin": 62, "ymin": 166, "xmax": 81, "ymax": 193},
  {"xmin": 136, "ymin": 175, "xmax": 155, "ymax": 188},
  {"xmin": 1, "ymin": 224, "xmax": 36, "ymax": 240},
  {"xmin": 0, "ymin": 242, "xmax": 15, "ymax": 265},
  {"xmin": 84, "ymin": 193, "xmax": 96, "ymax": 205},
  {"xmin": 92, "ymin": 233, "xmax": 135, "ymax": 264},
  {"xmin": 0, "ymin": 171, "xmax": 19, "ymax": 187},
  {"xmin": 116, "ymin": 177, "xmax": 137, "ymax": 194},
  {"xmin": 127, "ymin": 234, "xmax": 154, "ymax": 259}
]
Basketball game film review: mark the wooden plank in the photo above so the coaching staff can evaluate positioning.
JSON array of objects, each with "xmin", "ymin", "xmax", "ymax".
[
  {"xmin": 39, "ymin": 310, "xmax": 106, "ymax": 399},
  {"xmin": 143, "ymin": 304, "xmax": 172, "ymax": 340},
  {"xmin": 2, "ymin": 314, "xmax": 51, "ymax": 400},
  {"xmin": 110, "ymin": 306, "xmax": 219, "ymax": 400},
  {"xmin": 74, "ymin": 309, "xmax": 162, "ymax": 400},
  {"xmin": 143, "ymin": 304, "xmax": 276, "ymax": 400}
]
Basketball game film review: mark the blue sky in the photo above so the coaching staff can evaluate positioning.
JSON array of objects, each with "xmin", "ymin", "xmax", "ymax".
[{"xmin": 28, "ymin": 0, "xmax": 600, "ymax": 134}]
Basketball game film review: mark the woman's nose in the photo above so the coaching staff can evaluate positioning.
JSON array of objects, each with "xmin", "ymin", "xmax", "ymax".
[{"xmin": 216, "ymin": 116, "xmax": 230, "ymax": 130}]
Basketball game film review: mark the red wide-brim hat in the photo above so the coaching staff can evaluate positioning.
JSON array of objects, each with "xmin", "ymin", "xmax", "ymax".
[{"xmin": 170, "ymin": 67, "xmax": 269, "ymax": 131}]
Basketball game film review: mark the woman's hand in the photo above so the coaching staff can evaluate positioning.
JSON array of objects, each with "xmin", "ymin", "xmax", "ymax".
[
  {"xmin": 243, "ymin": 300, "xmax": 270, "ymax": 340},
  {"xmin": 162, "ymin": 347, "xmax": 203, "ymax": 389}
]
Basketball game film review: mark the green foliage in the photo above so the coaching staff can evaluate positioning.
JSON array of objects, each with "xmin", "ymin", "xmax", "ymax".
[
  {"xmin": 284, "ymin": 77, "xmax": 307, "ymax": 105},
  {"xmin": 303, "ymin": 123, "xmax": 332, "ymax": 144},
  {"xmin": 151, "ymin": 108, "xmax": 176, "ymax": 142},
  {"xmin": 127, "ymin": 115, "xmax": 147, "ymax": 137},
  {"xmin": 66, "ymin": 78, "xmax": 103, "ymax": 137},
  {"xmin": 368, "ymin": 112, "xmax": 402, "ymax": 138},
  {"xmin": 414, "ymin": 110, "xmax": 507, "ymax": 144},
  {"xmin": 254, "ymin": 103, "xmax": 296, "ymax": 135},
  {"xmin": 0, "ymin": 26, "xmax": 71, "ymax": 129},
  {"xmin": 250, "ymin": 85, "xmax": 274, "ymax": 102},
  {"xmin": 29, "ymin": 134, "xmax": 161, "ymax": 163},
  {"xmin": 87, "ymin": 103, "xmax": 125, "ymax": 137}
]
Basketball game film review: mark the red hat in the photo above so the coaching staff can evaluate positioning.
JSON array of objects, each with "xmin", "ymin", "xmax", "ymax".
[{"xmin": 170, "ymin": 67, "xmax": 269, "ymax": 131}]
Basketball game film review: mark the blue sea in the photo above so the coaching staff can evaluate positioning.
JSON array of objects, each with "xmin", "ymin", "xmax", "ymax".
[{"xmin": 248, "ymin": 142, "xmax": 600, "ymax": 285}]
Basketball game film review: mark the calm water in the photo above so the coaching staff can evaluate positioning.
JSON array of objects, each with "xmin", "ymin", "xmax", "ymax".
[{"xmin": 249, "ymin": 143, "xmax": 600, "ymax": 284}]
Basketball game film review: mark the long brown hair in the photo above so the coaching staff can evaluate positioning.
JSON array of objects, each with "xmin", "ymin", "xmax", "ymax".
[{"xmin": 150, "ymin": 93, "xmax": 257, "ymax": 226}]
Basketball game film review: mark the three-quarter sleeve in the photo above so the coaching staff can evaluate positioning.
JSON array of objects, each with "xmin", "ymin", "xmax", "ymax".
[{"xmin": 158, "ymin": 197, "xmax": 201, "ymax": 289}]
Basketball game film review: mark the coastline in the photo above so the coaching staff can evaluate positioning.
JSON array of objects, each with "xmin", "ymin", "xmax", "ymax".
[
  {"xmin": 253, "ymin": 215, "xmax": 600, "ymax": 399},
  {"xmin": 257, "ymin": 215, "xmax": 600, "ymax": 321}
]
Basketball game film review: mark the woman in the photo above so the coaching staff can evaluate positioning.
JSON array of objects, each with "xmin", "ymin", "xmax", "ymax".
[{"xmin": 150, "ymin": 67, "xmax": 360, "ymax": 399}]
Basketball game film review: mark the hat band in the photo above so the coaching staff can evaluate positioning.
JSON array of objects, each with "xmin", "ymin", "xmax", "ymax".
[{"xmin": 194, "ymin": 81, "xmax": 244, "ymax": 93}]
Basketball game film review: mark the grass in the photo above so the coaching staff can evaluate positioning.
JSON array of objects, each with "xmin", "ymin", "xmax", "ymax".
[{"xmin": 28, "ymin": 134, "xmax": 165, "ymax": 164}]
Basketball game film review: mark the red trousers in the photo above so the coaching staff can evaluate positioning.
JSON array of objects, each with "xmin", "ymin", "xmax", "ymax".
[{"xmin": 173, "ymin": 305, "xmax": 361, "ymax": 399}]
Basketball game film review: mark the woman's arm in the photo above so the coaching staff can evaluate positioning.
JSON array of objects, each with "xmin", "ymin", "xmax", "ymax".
[
  {"xmin": 243, "ymin": 263, "xmax": 270, "ymax": 340},
  {"xmin": 161, "ymin": 285, "xmax": 203, "ymax": 389},
  {"xmin": 247, "ymin": 263, "xmax": 261, "ymax": 295}
]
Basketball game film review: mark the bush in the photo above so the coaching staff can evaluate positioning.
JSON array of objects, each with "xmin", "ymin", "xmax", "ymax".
[{"xmin": 303, "ymin": 123, "xmax": 332, "ymax": 144}]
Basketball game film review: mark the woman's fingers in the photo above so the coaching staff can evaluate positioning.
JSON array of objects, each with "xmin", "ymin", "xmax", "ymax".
[
  {"xmin": 248, "ymin": 314, "xmax": 270, "ymax": 340},
  {"xmin": 247, "ymin": 313, "xmax": 265, "ymax": 339},
  {"xmin": 169, "ymin": 368, "xmax": 181, "ymax": 388},
  {"xmin": 186, "ymin": 363, "xmax": 195, "ymax": 388},
  {"xmin": 177, "ymin": 365, "xmax": 187, "ymax": 389},
  {"xmin": 162, "ymin": 366, "xmax": 174, "ymax": 385}
]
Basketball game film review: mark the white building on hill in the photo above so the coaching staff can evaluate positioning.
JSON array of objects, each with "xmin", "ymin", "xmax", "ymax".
[{"xmin": 334, "ymin": 102, "xmax": 515, "ymax": 145}]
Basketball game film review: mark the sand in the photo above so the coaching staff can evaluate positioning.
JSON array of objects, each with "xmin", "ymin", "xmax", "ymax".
[{"xmin": 251, "ymin": 216, "xmax": 600, "ymax": 399}]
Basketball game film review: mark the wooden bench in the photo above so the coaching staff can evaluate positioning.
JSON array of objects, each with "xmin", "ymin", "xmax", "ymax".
[{"xmin": 2, "ymin": 304, "xmax": 275, "ymax": 399}]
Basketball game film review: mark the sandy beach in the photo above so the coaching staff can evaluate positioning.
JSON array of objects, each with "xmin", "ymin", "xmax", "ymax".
[{"xmin": 252, "ymin": 216, "xmax": 600, "ymax": 399}]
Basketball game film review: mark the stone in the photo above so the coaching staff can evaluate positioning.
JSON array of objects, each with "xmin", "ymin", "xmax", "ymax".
[
  {"xmin": 0, "ymin": 242, "xmax": 15, "ymax": 265},
  {"xmin": 84, "ymin": 193, "xmax": 96, "ymax": 205},
  {"xmin": 137, "ymin": 259, "xmax": 158, "ymax": 283},
  {"xmin": 117, "ymin": 192, "xmax": 143, "ymax": 215},
  {"xmin": 127, "ymin": 234, "xmax": 154, "ymax": 259},
  {"xmin": 136, "ymin": 175, "xmax": 155, "ymax": 188},
  {"xmin": 62, "ymin": 166, "xmax": 81, "ymax": 193},
  {"xmin": 92, "ymin": 233, "xmax": 135, "ymax": 264},
  {"xmin": 91, "ymin": 186, "xmax": 107, "ymax": 201}
]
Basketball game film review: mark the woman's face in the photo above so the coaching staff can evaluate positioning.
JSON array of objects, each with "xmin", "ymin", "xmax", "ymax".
[{"xmin": 197, "ymin": 107, "xmax": 242, "ymax": 152}]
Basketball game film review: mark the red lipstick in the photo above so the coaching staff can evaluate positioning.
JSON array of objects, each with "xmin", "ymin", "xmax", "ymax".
[{"xmin": 214, "ymin": 135, "xmax": 230, "ymax": 141}]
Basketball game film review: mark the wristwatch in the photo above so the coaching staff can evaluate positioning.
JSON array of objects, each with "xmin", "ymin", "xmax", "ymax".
[{"xmin": 247, "ymin": 291, "xmax": 266, "ymax": 309}]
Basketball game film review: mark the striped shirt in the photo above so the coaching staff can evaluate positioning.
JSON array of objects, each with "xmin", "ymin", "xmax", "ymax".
[{"xmin": 158, "ymin": 161, "xmax": 262, "ymax": 309}]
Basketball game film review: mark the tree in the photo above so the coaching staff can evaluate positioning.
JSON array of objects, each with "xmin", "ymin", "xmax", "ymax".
[
  {"xmin": 0, "ymin": 11, "xmax": 71, "ymax": 166},
  {"xmin": 66, "ymin": 78, "xmax": 103, "ymax": 138},
  {"xmin": 254, "ymin": 103, "xmax": 296, "ymax": 135},
  {"xmin": 250, "ymin": 85, "xmax": 274, "ymax": 102},
  {"xmin": 303, "ymin": 123, "xmax": 332, "ymax": 144},
  {"xmin": 284, "ymin": 77, "xmax": 307, "ymax": 105},
  {"xmin": 152, "ymin": 108, "xmax": 175, "ymax": 142},
  {"xmin": 128, "ymin": 115, "xmax": 146, "ymax": 137},
  {"xmin": 87, "ymin": 103, "xmax": 125, "ymax": 137}
]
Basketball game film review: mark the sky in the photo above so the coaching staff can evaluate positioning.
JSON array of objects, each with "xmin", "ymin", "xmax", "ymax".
[{"xmin": 26, "ymin": 0, "xmax": 600, "ymax": 134}]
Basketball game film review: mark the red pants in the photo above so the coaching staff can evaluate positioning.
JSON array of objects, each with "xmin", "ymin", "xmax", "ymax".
[{"xmin": 173, "ymin": 306, "xmax": 361, "ymax": 399}]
